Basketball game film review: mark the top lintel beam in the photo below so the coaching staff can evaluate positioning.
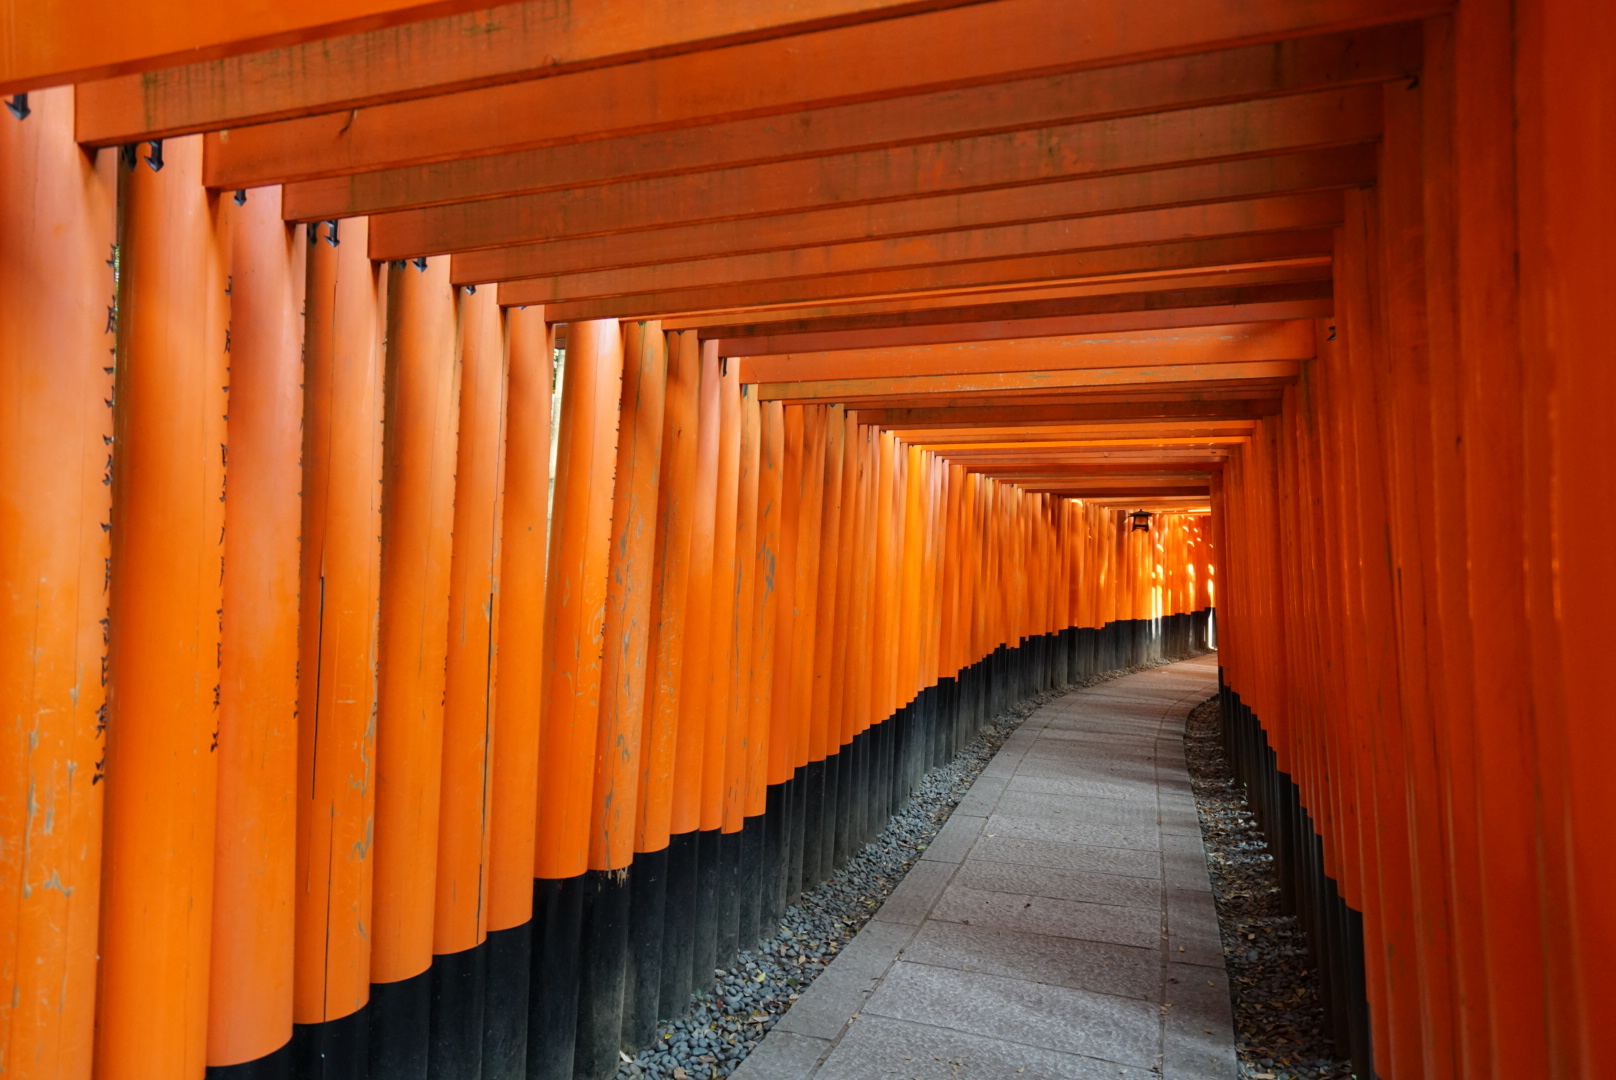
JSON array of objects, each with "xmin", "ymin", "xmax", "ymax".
[{"xmin": 185, "ymin": 0, "xmax": 1438, "ymax": 182}]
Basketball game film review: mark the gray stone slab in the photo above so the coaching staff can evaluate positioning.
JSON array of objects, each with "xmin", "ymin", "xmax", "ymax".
[
  {"xmin": 952, "ymin": 858, "xmax": 1161, "ymax": 910},
  {"xmin": 729, "ymin": 1030, "xmax": 833, "ymax": 1080},
  {"xmin": 814, "ymin": 1014, "xmax": 1121, "ymax": 1080},
  {"xmin": 971, "ymin": 833, "xmax": 1160, "ymax": 878},
  {"xmin": 919, "ymin": 812, "xmax": 982, "ymax": 864},
  {"xmin": 872, "ymin": 858, "xmax": 955, "ymax": 926},
  {"xmin": 823, "ymin": 918, "xmax": 916, "ymax": 984},
  {"xmin": 1163, "ymin": 965, "xmax": 1238, "ymax": 1079},
  {"xmin": 1005, "ymin": 773, "xmax": 1138, "ymax": 802},
  {"xmin": 953, "ymin": 773, "xmax": 1009, "ymax": 818},
  {"xmin": 931, "ymin": 883, "xmax": 1161, "ymax": 949},
  {"xmin": 985, "ymin": 811, "xmax": 1160, "ymax": 851},
  {"xmin": 864, "ymin": 961, "xmax": 1160, "ymax": 1067},
  {"xmin": 993, "ymin": 789, "xmax": 1164, "ymax": 829},
  {"xmin": 903, "ymin": 920, "xmax": 1161, "ymax": 1000},
  {"xmin": 774, "ymin": 964, "xmax": 882, "ymax": 1041}
]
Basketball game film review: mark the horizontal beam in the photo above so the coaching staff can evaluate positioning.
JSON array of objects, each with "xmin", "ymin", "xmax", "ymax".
[
  {"xmin": 848, "ymin": 384, "xmax": 1293, "ymax": 409},
  {"xmin": 758, "ymin": 359, "xmax": 1301, "ymax": 401},
  {"xmin": 674, "ymin": 260, "xmax": 1333, "ymax": 334},
  {"xmin": 857, "ymin": 399, "xmax": 1284, "ymax": 427},
  {"xmin": 75, "ymin": 0, "xmax": 971, "ymax": 140},
  {"xmin": 473, "ymin": 193, "xmax": 1345, "ymax": 310},
  {"xmin": 741, "ymin": 320, "xmax": 1313, "ymax": 383},
  {"xmin": 718, "ymin": 286, "xmax": 1330, "ymax": 358},
  {"xmin": 900, "ymin": 421, "xmax": 1257, "ymax": 441},
  {"xmin": 277, "ymin": 26, "xmax": 1414, "ymax": 218},
  {"xmin": 1015, "ymin": 484, "xmax": 1212, "ymax": 497},
  {"xmin": 375, "ymin": 87, "xmax": 1376, "ymax": 256},
  {"xmin": 506, "ymin": 231, "xmax": 1336, "ymax": 319},
  {"xmin": 3, "ymin": 0, "xmax": 479, "ymax": 94},
  {"xmin": 195, "ymin": 0, "xmax": 1430, "ymax": 184},
  {"xmin": 446, "ymin": 146, "xmax": 1371, "ymax": 277},
  {"xmin": 941, "ymin": 437, "xmax": 1246, "ymax": 453}
]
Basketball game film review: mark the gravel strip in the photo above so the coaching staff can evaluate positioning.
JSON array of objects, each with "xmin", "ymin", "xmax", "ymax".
[
  {"xmin": 616, "ymin": 658, "xmax": 1178, "ymax": 1080},
  {"xmin": 1183, "ymin": 695, "xmax": 1352, "ymax": 1080}
]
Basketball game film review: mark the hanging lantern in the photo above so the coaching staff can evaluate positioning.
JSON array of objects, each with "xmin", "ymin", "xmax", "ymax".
[{"xmin": 1129, "ymin": 510, "xmax": 1153, "ymax": 532}]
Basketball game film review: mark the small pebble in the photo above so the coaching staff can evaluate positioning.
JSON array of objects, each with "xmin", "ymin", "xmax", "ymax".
[{"xmin": 1184, "ymin": 695, "xmax": 1354, "ymax": 1080}]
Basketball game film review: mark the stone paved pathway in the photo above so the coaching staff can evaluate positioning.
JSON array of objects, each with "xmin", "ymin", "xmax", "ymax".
[{"xmin": 731, "ymin": 654, "xmax": 1234, "ymax": 1080}]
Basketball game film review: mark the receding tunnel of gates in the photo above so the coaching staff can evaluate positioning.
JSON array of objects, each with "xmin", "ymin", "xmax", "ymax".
[{"xmin": 222, "ymin": 615, "xmax": 1211, "ymax": 1080}]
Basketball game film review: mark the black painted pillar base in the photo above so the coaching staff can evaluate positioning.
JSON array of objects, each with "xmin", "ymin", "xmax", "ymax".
[
  {"xmin": 367, "ymin": 969, "xmax": 430, "ymax": 1080},
  {"xmin": 291, "ymin": 1004, "xmax": 369, "ymax": 1080},
  {"xmin": 622, "ymin": 847, "xmax": 668, "ymax": 1053},
  {"xmin": 575, "ymin": 868, "xmax": 632, "ymax": 1080},
  {"xmin": 528, "ymin": 877, "xmax": 584, "ymax": 1080},
  {"xmin": 483, "ymin": 920, "xmax": 532, "ymax": 1080},
  {"xmin": 692, "ymin": 830, "xmax": 720, "ymax": 989},
  {"xmin": 658, "ymin": 832, "xmax": 699, "ymax": 1019},
  {"xmin": 429, "ymin": 940, "xmax": 487, "ymax": 1079}
]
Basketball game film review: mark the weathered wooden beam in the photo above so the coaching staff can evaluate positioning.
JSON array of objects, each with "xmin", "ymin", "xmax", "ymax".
[
  {"xmin": 445, "ymin": 148, "xmax": 1370, "ymax": 278},
  {"xmin": 758, "ymin": 359, "xmax": 1301, "ymax": 401},
  {"xmin": 192, "ymin": 0, "xmax": 1431, "ymax": 182},
  {"xmin": 72, "ymin": 0, "xmax": 975, "ymax": 139},
  {"xmin": 503, "ymin": 232, "xmax": 1335, "ymax": 319},
  {"xmin": 740, "ymin": 320, "xmax": 1313, "ymax": 383},
  {"xmin": 464, "ymin": 194, "xmax": 1344, "ymax": 312},
  {"xmin": 372, "ymin": 89, "xmax": 1374, "ymax": 256},
  {"xmin": 857, "ymin": 399, "xmax": 1283, "ymax": 428},
  {"xmin": 672, "ymin": 261, "xmax": 1333, "ymax": 335},
  {"xmin": 2, "ymin": 0, "xmax": 482, "ymax": 94},
  {"xmin": 272, "ymin": 28, "xmax": 1412, "ymax": 218},
  {"xmin": 714, "ymin": 282, "xmax": 1331, "ymax": 358}
]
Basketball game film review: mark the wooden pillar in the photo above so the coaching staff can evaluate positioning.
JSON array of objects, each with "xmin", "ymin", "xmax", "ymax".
[
  {"xmin": 745, "ymin": 400, "xmax": 785, "ymax": 817},
  {"xmin": 0, "ymin": 85, "xmax": 115, "ymax": 1080},
  {"xmin": 428, "ymin": 285, "xmax": 508, "ymax": 1069},
  {"xmin": 534, "ymin": 318, "xmax": 623, "ymax": 880},
  {"xmin": 368, "ymin": 254, "xmax": 458, "ymax": 1076},
  {"xmin": 668, "ymin": 341, "xmax": 720, "ymax": 839},
  {"xmin": 294, "ymin": 217, "xmax": 387, "ymax": 1070},
  {"xmin": 482, "ymin": 304, "xmax": 551, "ymax": 1076},
  {"xmin": 209, "ymin": 185, "xmax": 304, "ymax": 1072},
  {"xmin": 701, "ymin": 353, "xmax": 742, "ymax": 834},
  {"xmin": 575, "ymin": 318, "xmax": 664, "ymax": 1080},
  {"xmin": 593, "ymin": 320, "xmax": 667, "ymax": 870},
  {"xmin": 636, "ymin": 329, "xmax": 699, "ymax": 855},
  {"xmin": 97, "ymin": 134, "xmax": 229, "ymax": 1080},
  {"xmin": 724, "ymin": 385, "xmax": 761, "ymax": 833}
]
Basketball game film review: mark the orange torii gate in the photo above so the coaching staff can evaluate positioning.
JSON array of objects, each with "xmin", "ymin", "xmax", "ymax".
[{"xmin": 2, "ymin": 2, "xmax": 1614, "ymax": 1080}]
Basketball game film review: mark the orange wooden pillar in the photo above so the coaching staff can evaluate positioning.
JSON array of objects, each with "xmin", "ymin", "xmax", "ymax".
[
  {"xmin": 723, "ymin": 386, "xmax": 763, "ymax": 944},
  {"xmin": 630, "ymin": 328, "xmax": 698, "ymax": 1043},
  {"xmin": 1517, "ymin": 0, "xmax": 1616, "ymax": 1066},
  {"xmin": 97, "ymin": 134, "xmax": 228, "ymax": 1080},
  {"xmin": 750, "ymin": 401, "xmax": 789, "ymax": 909},
  {"xmin": 766, "ymin": 407, "xmax": 803, "ymax": 898},
  {"xmin": 701, "ymin": 355, "xmax": 742, "ymax": 843},
  {"xmin": 0, "ymin": 86, "xmax": 115, "ymax": 1080},
  {"xmin": 746, "ymin": 400, "xmax": 784, "ymax": 824},
  {"xmin": 572, "ymin": 319, "xmax": 664, "ymax": 1079},
  {"xmin": 787, "ymin": 407, "xmax": 827, "ymax": 891},
  {"xmin": 428, "ymin": 285, "xmax": 508, "ymax": 1070},
  {"xmin": 208, "ymin": 185, "xmax": 305, "ymax": 1074},
  {"xmin": 637, "ymin": 329, "xmax": 700, "ymax": 863},
  {"xmin": 368, "ymin": 254, "xmax": 458, "ymax": 1075},
  {"xmin": 483, "ymin": 304, "xmax": 552, "ymax": 1074},
  {"xmin": 530, "ymin": 318, "xmax": 621, "ymax": 1080},
  {"xmin": 826, "ymin": 410, "xmax": 861, "ymax": 864},
  {"xmin": 805, "ymin": 406, "xmax": 846, "ymax": 883},
  {"xmin": 706, "ymin": 360, "xmax": 747, "ymax": 961},
  {"xmin": 294, "ymin": 217, "xmax": 387, "ymax": 1068}
]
